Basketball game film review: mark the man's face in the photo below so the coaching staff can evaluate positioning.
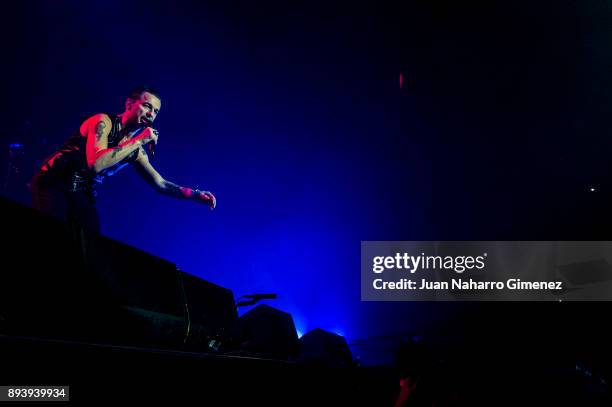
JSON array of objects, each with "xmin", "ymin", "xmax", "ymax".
[{"xmin": 125, "ymin": 92, "xmax": 161, "ymax": 127}]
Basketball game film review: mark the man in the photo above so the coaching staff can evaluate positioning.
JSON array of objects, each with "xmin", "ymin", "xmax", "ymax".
[{"xmin": 31, "ymin": 86, "xmax": 216, "ymax": 232}]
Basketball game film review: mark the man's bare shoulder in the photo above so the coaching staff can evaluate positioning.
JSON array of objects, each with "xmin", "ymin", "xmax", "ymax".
[{"xmin": 80, "ymin": 113, "xmax": 112, "ymax": 136}]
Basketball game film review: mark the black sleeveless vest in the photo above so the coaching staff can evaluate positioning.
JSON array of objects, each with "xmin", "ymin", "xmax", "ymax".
[{"xmin": 38, "ymin": 113, "xmax": 139, "ymax": 195}]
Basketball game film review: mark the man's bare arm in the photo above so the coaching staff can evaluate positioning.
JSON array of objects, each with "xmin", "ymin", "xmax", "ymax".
[
  {"xmin": 133, "ymin": 148, "xmax": 216, "ymax": 208},
  {"xmin": 84, "ymin": 114, "xmax": 152, "ymax": 173}
]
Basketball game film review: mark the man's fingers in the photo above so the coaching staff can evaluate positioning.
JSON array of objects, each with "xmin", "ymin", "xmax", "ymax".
[
  {"xmin": 206, "ymin": 192, "xmax": 216, "ymax": 209},
  {"xmin": 199, "ymin": 191, "xmax": 216, "ymax": 209}
]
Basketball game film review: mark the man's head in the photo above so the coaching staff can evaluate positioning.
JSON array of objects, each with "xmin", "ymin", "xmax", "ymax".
[{"xmin": 123, "ymin": 86, "xmax": 161, "ymax": 128}]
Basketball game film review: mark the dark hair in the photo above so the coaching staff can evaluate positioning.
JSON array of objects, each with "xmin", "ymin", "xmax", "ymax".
[{"xmin": 127, "ymin": 86, "xmax": 161, "ymax": 101}]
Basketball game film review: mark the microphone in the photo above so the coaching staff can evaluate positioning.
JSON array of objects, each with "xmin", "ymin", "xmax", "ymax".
[
  {"xmin": 130, "ymin": 125, "xmax": 156, "ymax": 158},
  {"xmin": 235, "ymin": 293, "xmax": 278, "ymax": 308},
  {"xmin": 243, "ymin": 293, "xmax": 277, "ymax": 300},
  {"xmin": 130, "ymin": 126, "xmax": 147, "ymax": 137},
  {"xmin": 147, "ymin": 139, "xmax": 156, "ymax": 158},
  {"xmin": 139, "ymin": 117, "xmax": 156, "ymax": 158}
]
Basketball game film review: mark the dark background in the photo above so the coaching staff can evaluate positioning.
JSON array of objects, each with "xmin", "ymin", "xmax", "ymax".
[{"xmin": 1, "ymin": 0, "xmax": 612, "ymax": 368}]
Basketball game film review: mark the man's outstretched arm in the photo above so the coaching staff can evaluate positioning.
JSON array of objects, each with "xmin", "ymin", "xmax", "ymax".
[{"xmin": 132, "ymin": 147, "xmax": 216, "ymax": 209}]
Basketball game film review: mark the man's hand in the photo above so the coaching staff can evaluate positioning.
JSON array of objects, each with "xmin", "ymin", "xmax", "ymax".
[
  {"xmin": 195, "ymin": 190, "xmax": 216, "ymax": 210},
  {"xmin": 136, "ymin": 127, "xmax": 159, "ymax": 147}
]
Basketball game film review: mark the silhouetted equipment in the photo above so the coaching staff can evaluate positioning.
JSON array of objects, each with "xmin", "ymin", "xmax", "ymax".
[
  {"xmin": 236, "ymin": 293, "xmax": 277, "ymax": 307},
  {"xmin": 0, "ymin": 196, "xmax": 237, "ymax": 351},
  {"xmin": 178, "ymin": 271, "xmax": 238, "ymax": 350},
  {"xmin": 2, "ymin": 142, "xmax": 25, "ymax": 192},
  {"xmin": 299, "ymin": 328, "xmax": 354, "ymax": 368},
  {"xmin": 0, "ymin": 197, "xmax": 377, "ymax": 403},
  {"xmin": 238, "ymin": 304, "xmax": 299, "ymax": 360},
  {"xmin": 2, "ymin": 123, "xmax": 39, "ymax": 205}
]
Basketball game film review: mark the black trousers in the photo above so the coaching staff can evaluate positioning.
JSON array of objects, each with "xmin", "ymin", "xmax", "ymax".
[{"xmin": 31, "ymin": 174, "xmax": 101, "ymax": 233}]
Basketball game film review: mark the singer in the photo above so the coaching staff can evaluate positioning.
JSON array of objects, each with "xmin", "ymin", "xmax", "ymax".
[{"xmin": 31, "ymin": 86, "xmax": 216, "ymax": 232}]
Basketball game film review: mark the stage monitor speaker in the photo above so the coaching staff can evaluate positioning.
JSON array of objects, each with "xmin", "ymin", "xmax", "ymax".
[
  {"xmin": 298, "ymin": 328, "xmax": 354, "ymax": 368},
  {"xmin": 0, "ymin": 197, "xmax": 237, "ymax": 352},
  {"xmin": 82, "ymin": 231, "xmax": 187, "ymax": 346},
  {"xmin": 178, "ymin": 270, "xmax": 238, "ymax": 350},
  {"xmin": 0, "ymin": 198, "xmax": 188, "ymax": 346},
  {"xmin": 0, "ymin": 196, "xmax": 95, "ymax": 339},
  {"xmin": 238, "ymin": 304, "xmax": 299, "ymax": 360}
]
